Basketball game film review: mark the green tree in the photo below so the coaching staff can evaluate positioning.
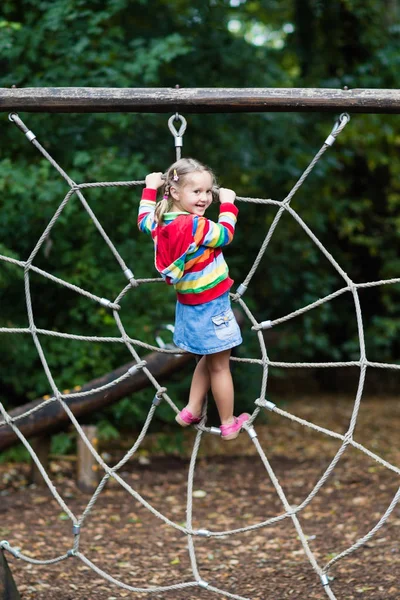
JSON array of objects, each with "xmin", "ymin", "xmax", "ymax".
[{"xmin": 0, "ymin": 0, "xmax": 399, "ymax": 432}]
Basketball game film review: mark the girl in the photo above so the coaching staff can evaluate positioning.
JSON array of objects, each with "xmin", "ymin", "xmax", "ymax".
[{"xmin": 138, "ymin": 158, "xmax": 249, "ymax": 441}]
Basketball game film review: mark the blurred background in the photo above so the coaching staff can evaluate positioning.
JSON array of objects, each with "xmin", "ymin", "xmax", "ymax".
[{"xmin": 1, "ymin": 0, "xmax": 399, "ymax": 456}]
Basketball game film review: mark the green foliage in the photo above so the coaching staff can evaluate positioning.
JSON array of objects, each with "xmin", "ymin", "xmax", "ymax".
[
  {"xmin": 0, "ymin": 444, "xmax": 30, "ymax": 464},
  {"xmin": 51, "ymin": 431, "xmax": 75, "ymax": 455},
  {"xmin": 152, "ymin": 431, "xmax": 185, "ymax": 456},
  {"xmin": 0, "ymin": 0, "xmax": 399, "ymax": 435},
  {"xmin": 97, "ymin": 420, "xmax": 120, "ymax": 443}
]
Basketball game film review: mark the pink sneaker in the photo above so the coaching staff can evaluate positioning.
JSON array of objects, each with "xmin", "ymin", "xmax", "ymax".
[
  {"xmin": 175, "ymin": 408, "xmax": 202, "ymax": 427},
  {"xmin": 220, "ymin": 413, "xmax": 250, "ymax": 441}
]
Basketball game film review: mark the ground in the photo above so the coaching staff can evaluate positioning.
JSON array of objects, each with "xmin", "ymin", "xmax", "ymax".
[{"xmin": 1, "ymin": 395, "xmax": 399, "ymax": 600}]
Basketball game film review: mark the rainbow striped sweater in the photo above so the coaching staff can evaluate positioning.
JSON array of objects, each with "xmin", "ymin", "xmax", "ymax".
[{"xmin": 138, "ymin": 188, "xmax": 239, "ymax": 305}]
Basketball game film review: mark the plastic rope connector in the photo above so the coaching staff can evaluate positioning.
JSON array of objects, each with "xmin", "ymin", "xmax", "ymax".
[
  {"xmin": 320, "ymin": 573, "xmax": 330, "ymax": 586},
  {"xmin": 236, "ymin": 283, "xmax": 247, "ymax": 298},
  {"xmin": 124, "ymin": 268, "xmax": 134, "ymax": 281},
  {"xmin": 99, "ymin": 297, "xmax": 112, "ymax": 308},
  {"xmin": 196, "ymin": 529, "xmax": 211, "ymax": 537},
  {"xmin": 256, "ymin": 398, "xmax": 276, "ymax": 411},
  {"xmin": 325, "ymin": 134, "xmax": 336, "ymax": 147},
  {"xmin": 128, "ymin": 361, "xmax": 146, "ymax": 376},
  {"xmin": 265, "ymin": 400, "xmax": 277, "ymax": 411},
  {"xmin": 260, "ymin": 320, "xmax": 272, "ymax": 329},
  {"xmin": 209, "ymin": 426, "xmax": 222, "ymax": 436},
  {"xmin": 72, "ymin": 524, "xmax": 80, "ymax": 535},
  {"xmin": 245, "ymin": 425, "xmax": 258, "ymax": 440},
  {"xmin": 198, "ymin": 580, "xmax": 209, "ymax": 589},
  {"xmin": 67, "ymin": 549, "xmax": 76, "ymax": 558},
  {"xmin": 26, "ymin": 130, "xmax": 37, "ymax": 142},
  {"xmin": 152, "ymin": 394, "xmax": 163, "ymax": 406},
  {"xmin": 174, "ymin": 136, "xmax": 183, "ymax": 147}
]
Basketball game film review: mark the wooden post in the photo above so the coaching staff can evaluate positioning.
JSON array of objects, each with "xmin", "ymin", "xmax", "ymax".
[
  {"xmin": 77, "ymin": 426, "xmax": 100, "ymax": 494},
  {"xmin": 0, "ymin": 550, "xmax": 21, "ymax": 600},
  {"xmin": 29, "ymin": 436, "xmax": 51, "ymax": 486}
]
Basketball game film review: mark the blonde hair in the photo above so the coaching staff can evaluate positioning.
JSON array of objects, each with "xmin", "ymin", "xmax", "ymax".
[{"xmin": 154, "ymin": 158, "xmax": 217, "ymax": 223}]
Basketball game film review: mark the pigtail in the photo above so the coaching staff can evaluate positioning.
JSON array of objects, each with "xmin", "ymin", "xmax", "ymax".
[{"xmin": 154, "ymin": 180, "xmax": 171, "ymax": 224}]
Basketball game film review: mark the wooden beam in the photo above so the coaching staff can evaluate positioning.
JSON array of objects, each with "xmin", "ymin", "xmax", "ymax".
[{"xmin": 1, "ymin": 87, "xmax": 400, "ymax": 114}]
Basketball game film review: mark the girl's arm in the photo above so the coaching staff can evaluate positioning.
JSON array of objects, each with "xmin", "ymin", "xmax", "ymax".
[
  {"xmin": 194, "ymin": 188, "xmax": 239, "ymax": 248},
  {"xmin": 137, "ymin": 172, "xmax": 164, "ymax": 234}
]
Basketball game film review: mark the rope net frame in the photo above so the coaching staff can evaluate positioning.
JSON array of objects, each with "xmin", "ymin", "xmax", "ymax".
[{"xmin": 0, "ymin": 111, "xmax": 399, "ymax": 600}]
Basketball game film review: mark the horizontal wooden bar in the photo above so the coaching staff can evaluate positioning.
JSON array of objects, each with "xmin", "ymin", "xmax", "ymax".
[{"xmin": 1, "ymin": 87, "xmax": 400, "ymax": 114}]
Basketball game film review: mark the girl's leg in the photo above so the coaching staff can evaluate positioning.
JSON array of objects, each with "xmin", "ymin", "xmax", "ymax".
[
  {"xmin": 186, "ymin": 355, "xmax": 211, "ymax": 417},
  {"xmin": 206, "ymin": 349, "xmax": 234, "ymax": 425}
]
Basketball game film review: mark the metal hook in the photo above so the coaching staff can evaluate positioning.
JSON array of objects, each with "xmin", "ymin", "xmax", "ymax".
[
  {"xmin": 325, "ymin": 112, "xmax": 350, "ymax": 146},
  {"xmin": 168, "ymin": 113, "xmax": 187, "ymax": 160},
  {"xmin": 330, "ymin": 112, "xmax": 350, "ymax": 136},
  {"xmin": 168, "ymin": 113, "xmax": 187, "ymax": 139}
]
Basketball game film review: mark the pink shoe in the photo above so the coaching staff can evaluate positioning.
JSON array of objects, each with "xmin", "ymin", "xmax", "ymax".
[
  {"xmin": 175, "ymin": 408, "xmax": 202, "ymax": 427},
  {"xmin": 220, "ymin": 413, "xmax": 250, "ymax": 441}
]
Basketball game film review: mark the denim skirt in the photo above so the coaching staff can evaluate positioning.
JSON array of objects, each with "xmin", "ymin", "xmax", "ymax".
[{"xmin": 173, "ymin": 291, "xmax": 242, "ymax": 355}]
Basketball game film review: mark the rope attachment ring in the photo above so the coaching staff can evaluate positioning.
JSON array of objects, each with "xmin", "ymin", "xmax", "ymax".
[
  {"xmin": 168, "ymin": 113, "xmax": 187, "ymax": 147},
  {"xmin": 8, "ymin": 112, "xmax": 37, "ymax": 142},
  {"xmin": 325, "ymin": 112, "xmax": 350, "ymax": 146},
  {"xmin": 168, "ymin": 113, "xmax": 187, "ymax": 159}
]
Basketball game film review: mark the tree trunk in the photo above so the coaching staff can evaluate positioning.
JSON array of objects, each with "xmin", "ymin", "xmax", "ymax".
[{"xmin": 0, "ymin": 350, "xmax": 193, "ymax": 452}]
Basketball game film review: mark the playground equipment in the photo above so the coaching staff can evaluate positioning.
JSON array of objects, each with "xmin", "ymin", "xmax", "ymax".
[{"xmin": 0, "ymin": 89, "xmax": 399, "ymax": 600}]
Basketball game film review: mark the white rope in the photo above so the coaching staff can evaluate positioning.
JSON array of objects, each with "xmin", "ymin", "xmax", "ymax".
[{"xmin": 1, "ymin": 112, "xmax": 399, "ymax": 600}]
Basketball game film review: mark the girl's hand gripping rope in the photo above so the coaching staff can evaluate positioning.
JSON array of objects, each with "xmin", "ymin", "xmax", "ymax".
[
  {"xmin": 145, "ymin": 172, "xmax": 164, "ymax": 189},
  {"xmin": 219, "ymin": 187, "xmax": 236, "ymax": 204}
]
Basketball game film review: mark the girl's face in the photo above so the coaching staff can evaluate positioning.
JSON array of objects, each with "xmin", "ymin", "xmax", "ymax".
[{"xmin": 170, "ymin": 171, "xmax": 213, "ymax": 217}]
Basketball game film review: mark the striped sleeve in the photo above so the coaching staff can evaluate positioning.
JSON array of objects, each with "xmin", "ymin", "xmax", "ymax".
[
  {"xmin": 193, "ymin": 203, "xmax": 239, "ymax": 248},
  {"xmin": 137, "ymin": 188, "xmax": 157, "ymax": 234}
]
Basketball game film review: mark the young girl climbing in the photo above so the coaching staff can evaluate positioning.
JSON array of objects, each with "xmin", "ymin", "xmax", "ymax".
[{"xmin": 138, "ymin": 158, "xmax": 249, "ymax": 440}]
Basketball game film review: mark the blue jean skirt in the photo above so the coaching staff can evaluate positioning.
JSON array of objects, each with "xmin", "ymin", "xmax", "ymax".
[{"xmin": 173, "ymin": 291, "xmax": 242, "ymax": 355}]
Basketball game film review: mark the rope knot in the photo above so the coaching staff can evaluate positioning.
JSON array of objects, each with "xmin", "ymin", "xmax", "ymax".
[{"xmin": 343, "ymin": 432, "xmax": 353, "ymax": 444}]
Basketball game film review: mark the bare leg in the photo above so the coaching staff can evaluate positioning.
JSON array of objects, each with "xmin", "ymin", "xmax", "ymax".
[
  {"xmin": 206, "ymin": 349, "xmax": 234, "ymax": 425},
  {"xmin": 186, "ymin": 355, "xmax": 210, "ymax": 417}
]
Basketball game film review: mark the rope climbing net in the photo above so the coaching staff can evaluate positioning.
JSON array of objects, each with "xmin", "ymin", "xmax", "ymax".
[{"xmin": 1, "ymin": 112, "xmax": 400, "ymax": 600}]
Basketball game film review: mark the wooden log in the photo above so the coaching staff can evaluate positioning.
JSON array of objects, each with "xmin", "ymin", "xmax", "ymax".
[
  {"xmin": 29, "ymin": 436, "xmax": 51, "ymax": 486},
  {"xmin": 1, "ymin": 87, "xmax": 400, "ymax": 114},
  {"xmin": 0, "ymin": 349, "xmax": 193, "ymax": 452},
  {"xmin": 0, "ymin": 550, "xmax": 21, "ymax": 600},
  {"xmin": 77, "ymin": 426, "xmax": 100, "ymax": 493}
]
